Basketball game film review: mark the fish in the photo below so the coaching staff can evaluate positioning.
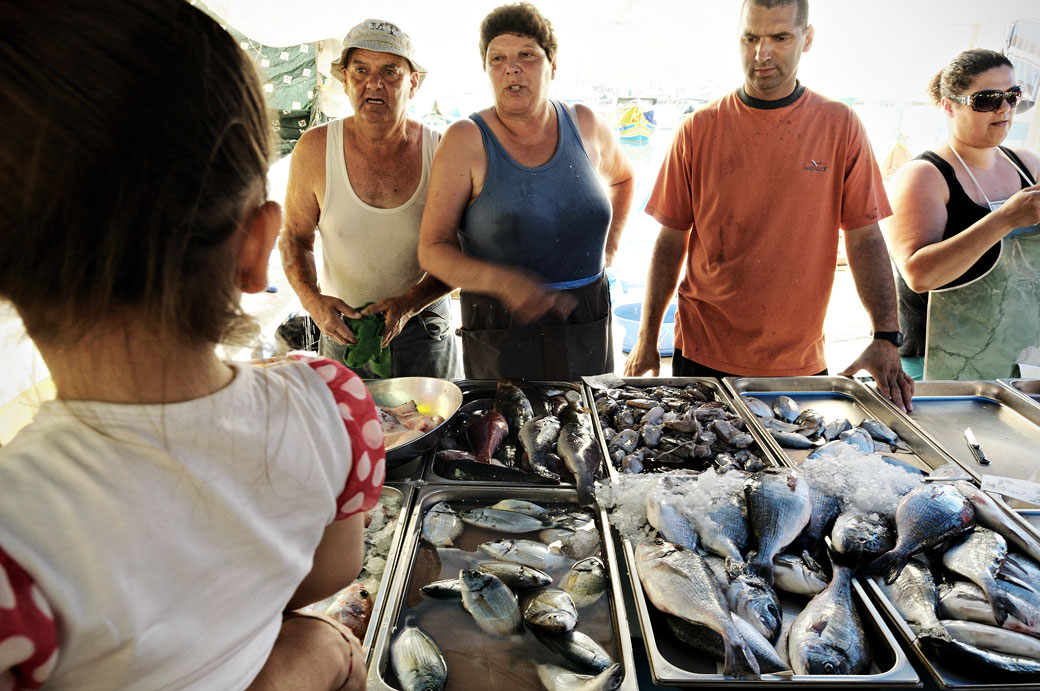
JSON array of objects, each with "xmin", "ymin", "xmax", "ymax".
[
  {"xmin": 796, "ymin": 489, "xmax": 842, "ymax": 561},
  {"xmin": 535, "ymin": 662, "xmax": 622, "ymax": 691},
  {"xmin": 646, "ymin": 483, "xmax": 698, "ymax": 550},
  {"xmin": 822, "ymin": 417, "xmax": 852, "ymax": 441},
  {"xmin": 867, "ymin": 483, "xmax": 975, "ymax": 584},
  {"xmin": 928, "ymin": 634, "xmax": 1040, "ymax": 676},
  {"xmin": 789, "ymin": 556, "xmax": 871, "ymax": 675},
  {"xmin": 390, "ymin": 623, "xmax": 448, "ymax": 691},
  {"xmin": 831, "ymin": 512, "xmax": 895, "ymax": 558},
  {"xmin": 771, "ymin": 395, "xmax": 800, "ymax": 423},
  {"xmin": 459, "ymin": 507, "xmax": 551, "ymax": 533},
  {"xmin": 607, "ymin": 428, "xmax": 640, "ymax": 455},
  {"xmin": 634, "ymin": 539, "xmax": 759, "ymax": 677},
  {"xmin": 878, "ymin": 454, "xmax": 927, "ymax": 476},
  {"xmin": 465, "ymin": 409, "xmax": 509, "ymax": 464},
  {"xmin": 743, "ymin": 467, "xmax": 813, "ymax": 585},
  {"xmin": 722, "ymin": 563, "xmax": 783, "ymax": 644},
  {"xmin": 870, "ymin": 558, "xmax": 949, "ymax": 642},
  {"xmin": 540, "ymin": 525, "xmax": 601, "ymax": 561},
  {"xmin": 772, "ymin": 553, "xmax": 828, "ymax": 597},
  {"xmin": 487, "ymin": 499, "xmax": 551, "ymax": 518},
  {"xmin": 769, "ymin": 429, "xmax": 818, "ymax": 449},
  {"xmin": 458, "ymin": 568, "xmax": 522, "ymax": 636},
  {"xmin": 522, "ymin": 588, "xmax": 579, "ymax": 632},
  {"xmin": 794, "ymin": 409, "xmax": 826, "ymax": 439},
  {"xmin": 557, "ymin": 420, "xmax": 602, "ymax": 506},
  {"xmin": 475, "ymin": 561, "xmax": 553, "ymax": 590},
  {"xmin": 688, "ymin": 474, "xmax": 750, "ymax": 563},
  {"xmin": 564, "ymin": 556, "xmax": 606, "ymax": 607},
  {"xmin": 479, "ymin": 538, "xmax": 567, "ymax": 571},
  {"xmin": 325, "ymin": 582, "xmax": 373, "ymax": 639},
  {"xmin": 942, "ymin": 527, "xmax": 1020, "ymax": 627},
  {"xmin": 941, "ymin": 619, "xmax": 1040, "ymax": 661},
  {"xmin": 857, "ymin": 418, "xmax": 911, "ymax": 453},
  {"xmin": 532, "ymin": 627, "xmax": 613, "ymax": 673},
  {"xmin": 493, "ymin": 380, "xmax": 534, "ymax": 435},
  {"xmin": 666, "ymin": 613, "xmax": 790, "ymax": 674},
  {"xmin": 421, "ymin": 501, "xmax": 464, "ymax": 547},
  {"xmin": 743, "ymin": 396, "xmax": 774, "ymax": 419},
  {"xmin": 937, "ymin": 580, "xmax": 1040, "ymax": 637},
  {"xmin": 713, "ymin": 418, "xmax": 754, "ymax": 449},
  {"xmin": 518, "ymin": 415, "xmax": 563, "ymax": 480},
  {"xmin": 955, "ymin": 481, "xmax": 1040, "ymax": 566},
  {"xmin": 420, "ymin": 578, "xmax": 463, "ymax": 600},
  {"xmin": 837, "ymin": 428, "xmax": 875, "ymax": 453}
]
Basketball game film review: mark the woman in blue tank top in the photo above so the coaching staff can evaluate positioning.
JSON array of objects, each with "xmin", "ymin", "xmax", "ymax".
[{"xmin": 418, "ymin": 2, "xmax": 635, "ymax": 380}]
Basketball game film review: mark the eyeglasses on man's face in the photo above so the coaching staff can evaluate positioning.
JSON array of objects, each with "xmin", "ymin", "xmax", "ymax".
[{"xmin": 949, "ymin": 85, "xmax": 1023, "ymax": 112}]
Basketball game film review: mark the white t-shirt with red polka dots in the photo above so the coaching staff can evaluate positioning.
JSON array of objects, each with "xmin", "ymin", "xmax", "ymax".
[{"xmin": 0, "ymin": 356, "xmax": 384, "ymax": 690}]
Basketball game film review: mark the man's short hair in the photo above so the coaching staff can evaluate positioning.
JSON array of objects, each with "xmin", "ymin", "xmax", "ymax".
[{"xmin": 744, "ymin": 0, "xmax": 809, "ymax": 29}]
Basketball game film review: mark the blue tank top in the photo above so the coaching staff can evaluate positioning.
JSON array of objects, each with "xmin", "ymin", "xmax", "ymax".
[{"xmin": 459, "ymin": 100, "xmax": 612, "ymax": 287}]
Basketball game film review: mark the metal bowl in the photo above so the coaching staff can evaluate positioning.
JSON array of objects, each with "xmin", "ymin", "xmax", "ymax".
[{"xmin": 366, "ymin": 377, "xmax": 463, "ymax": 466}]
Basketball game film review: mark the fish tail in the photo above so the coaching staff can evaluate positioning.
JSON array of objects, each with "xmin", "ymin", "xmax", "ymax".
[
  {"xmin": 866, "ymin": 549, "xmax": 906, "ymax": 585},
  {"xmin": 575, "ymin": 478, "xmax": 595, "ymax": 507},
  {"xmin": 744, "ymin": 552, "xmax": 775, "ymax": 586},
  {"xmin": 722, "ymin": 629, "xmax": 762, "ymax": 678},
  {"xmin": 917, "ymin": 622, "xmax": 951, "ymax": 643},
  {"xmin": 988, "ymin": 586, "xmax": 1023, "ymax": 627}
]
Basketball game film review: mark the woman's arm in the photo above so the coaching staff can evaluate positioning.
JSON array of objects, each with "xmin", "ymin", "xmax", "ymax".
[
  {"xmin": 574, "ymin": 103, "xmax": 635, "ymax": 266},
  {"xmin": 286, "ymin": 513, "xmax": 365, "ymax": 610}
]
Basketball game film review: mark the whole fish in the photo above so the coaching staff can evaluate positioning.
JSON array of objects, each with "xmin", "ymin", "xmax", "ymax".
[
  {"xmin": 459, "ymin": 568, "xmax": 522, "ymax": 636},
  {"xmin": 930, "ymin": 635, "xmax": 1040, "ymax": 676},
  {"xmin": 758, "ymin": 417, "xmax": 804, "ymax": 435},
  {"xmin": 459, "ymin": 507, "xmax": 551, "ymax": 533},
  {"xmin": 771, "ymin": 395, "xmax": 800, "ymax": 423},
  {"xmin": 493, "ymin": 380, "xmax": 534, "ymax": 435},
  {"xmin": 535, "ymin": 662, "xmax": 622, "ymax": 691},
  {"xmin": 523, "ymin": 588, "xmax": 579, "ymax": 632},
  {"xmin": 466, "ymin": 410, "xmax": 509, "ymax": 464},
  {"xmin": 743, "ymin": 396, "xmax": 774, "ymax": 419},
  {"xmin": 488, "ymin": 499, "xmax": 551, "ymax": 518},
  {"xmin": 540, "ymin": 526, "xmax": 600, "ymax": 561},
  {"xmin": 769, "ymin": 429, "xmax": 817, "ymax": 449},
  {"xmin": 857, "ymin": 418, "xmax": 911, "ymax": 453},
  {"xmin": 479, "ymin": 538, "xmax": 567, "ymax": 571},
  {"xmin": 955, "ymin": 481, "xmax": 1040, "ymax": 566},
  {"xmin": 772, "ymin": 553, "xmax": 828, "ymax": 597},
  {"xmin": 942, "ymin": 619, "xmax": 1040, "ymax": 660},
  {"xmin": 937, "ymin": 580, "xmax": 1040, "ymax": 637},
  {"xmin": 666, "ymin": 613, "xmax": 790, "ymax": 674},
  {"xmin": 646, "ymin": 483, "xmax": 698, "ymax": 550},
  {"xmin": 564, "ymin": 557, "xmax": 606, "ymax": 607},
  {"xmin": 943, "ymin": 527, "xmax": 1019, "ymax": 627},
  {"xmin": 794, "ymin": 409, "xmax": 826, "ymax": 439},
  {"xmin": 634, "ymin": 539, "xmax": 759, "ymax": 677},
  {"xmin": 789, "ymin": 557, "xmax": 870, "ymax": 675},
  {"xmin": 421, "ymin": 501, "xmax": 464, "ymax": 547},
  {"xmin": 744, "ymin": 468, "xmax": 813, "ymax": 585},
  {"xmin": 420, "ymin": 578, "xmax": 462, "ymax": 600},
  {"xmin": 518, "ymin": 415, "xmax": 563, "ymax": 480},
  {"xmin": 870, "ymin": 558, "xmax": 949, "ymax": 642},
  {"xmin": 558, "ymin": 420, "xmax": 602, "ymax": 506},
  {"xmin": 838, "ymin": 428, "xmax": 875, "ymax": 453},
  {"xmin": 325, "ymin": 582, "xmax": 373, "ymax": 639},
  {"xmin": 390, "ymin": 623, "xmax": 448, "ymax": 691},
  {"xmin": 822, "ymin": 418, "xmax": 852, "ymax": 441},
  {"xmin": 688, "ymin": 474, "xmax": 750, "ymax": 563},
  {"xmin": 475, "ymin": 561, "xmax": 553, "ymax": 590},
  {"xmin": 868, "ymin": 483, "xmax": 975, "ymax": 584},
  {"xmin": 831, "ymin": 512, "xmax": 895, "ymax": 558},
  {"xmin": 532, "ymin": 627, "xmax": 613, "ymax": 673}
]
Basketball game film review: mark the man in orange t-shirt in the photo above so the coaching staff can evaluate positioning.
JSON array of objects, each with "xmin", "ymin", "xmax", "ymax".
[{"xmin": 623, "ymin": 0, "xmax": 914, "ymax": 411}]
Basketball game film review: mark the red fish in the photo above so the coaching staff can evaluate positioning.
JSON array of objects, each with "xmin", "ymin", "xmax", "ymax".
[
  {"xmin": 326, "ymin": 582, "xmax": 373, "ymax": 639},
  {"xmin": 465, "ymin": 410, "xmax": 508, "ymax": 464}
]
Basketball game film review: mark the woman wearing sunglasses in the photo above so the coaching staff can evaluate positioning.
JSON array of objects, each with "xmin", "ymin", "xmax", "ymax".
[{"xmin": 884, "ymin": 48, "xmax": 1040, "ymax": 380}]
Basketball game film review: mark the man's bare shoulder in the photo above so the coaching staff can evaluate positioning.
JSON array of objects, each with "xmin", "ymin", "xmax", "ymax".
[{"xmin": 293, "ymin": 122, "xmax": 331, "ymax": 161}]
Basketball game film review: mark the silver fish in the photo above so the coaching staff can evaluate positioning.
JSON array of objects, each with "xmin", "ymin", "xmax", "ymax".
[
  {"xmin": 459, "ymin": 507, "xmax": 551, "ymax": 533},
  {"xmin": 518, "ymin": 415, "xmax": 562, "ymax": 480},
  {"xmin": 535, "ymin": 662, "xmax": 622, "ymax": 691},
  {"xmin": 540, "ymin": 525, "xmax": 600, "ymax": 560},
  {"xmin": 723, "ymin": 564, "xmax": 783, "ymax": 644},
  {"xmin": 420, "ymin": 578, "xmax": 463, "ymax": 600},
  {"xmin": 794, "ymin": 409, "xmax": 826, "ymax": 439},
  {"xmin": 772, "ymin": 553, "xmax": 828, "ymax": 597},
  {"xmin": 831, "ymin": 512, "xmax": 894, "ymax": 558},
  {"xmin": 743, "ymin": 396, "xmax": 774, "ymax": 419},
  {"xmin": 688, "ymin": 473, "xmax": 750, "ymax": 563},
  {"xmin": 871, "ymin": 558, "xmax": 949, "ymax": 642},
  {"xmin": 475, "ymin": 561, "xmax": 553, "ymax": 590},
  {"xmin": 771, "ymin": 395, "xmax": 800, "ymax": 423},
  {"xmin": 937, "ymin": 580, "xmax": 1040, "ymax": 637},
  {"xmin": 769, "ymin": 429, "xmax": 817, "ymax": 449},
  {"xmin": 646, "ymin": 483, "xmax": 698, "ymax": 550},
  {"xmin": 838, "ymin": 428, "xmax": 875, "ymax": 453},
  {"xmin": 523, "ymin": 588, "xmax": 579, "ymax": 632},
  {"xmin": 943, "ymin": 527, "xmax": 1018, "ymax": 627},
  {"xmin": 930, "ymin": 634, "xmax": 1040, "ymax": 676},
  {"xmin": 744, "ymin": 468, "xmax": 813, "ymax": 586},
  {"xmin": 564, "ymin": 556, "xmax": 606, "ymax": 607},
  {"xmin": 942, "ymin": 618, "xmax": 1040, "ymax": 660},
  {"xmin": 479, "ymin": 538, "xmax": 567, "ymax": 571},
  {"xmin": 857, "ymin": 418, "xmax": 911, "ymax": 453},
  {"xmin": 390, "ymin": 624, "xmax": 448, "ymax": 691},
  {"xmin": 459, "ymin": 568, "xmax": 522, "ymax": 636},
  {"xmin": 488, "ymin": 499, "xmax": 551, "ymax": 518},
  {"xmin": 634, "ymin": 539, "xmax": 759, "ymax": 677},
  {"xmin": 558, "ymin": 421, "xmax": 602, "ymax": 506},
  {"xmin": 532, "ymin": 627, "xmax": 613, "ymax": 673},
  {"xmin": 822, "ymin": 418, "xmax": 852, "ymax": 441},
  {"xmin": 421, "ymin": 501, "xmax": 463, "ymax": 547},
  {"xmin": 789, "ymin": 559, "xmax": 870, "ymax": 675},
  {"xmin": 868, "ymin": 483, "xmax": 975, "ymax": 584},
  {"xmin": 955, "ymin": 481, "xmax": 1040, "ymax": 566},
  {"xmin": 758, "ymin": 417, "xmax": 804, "ymax": 434}
]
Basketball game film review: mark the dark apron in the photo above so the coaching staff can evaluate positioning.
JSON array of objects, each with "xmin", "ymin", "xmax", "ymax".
[{"xmin": 459, "ymin": 274, "xmax": 613, "ymax": 380}]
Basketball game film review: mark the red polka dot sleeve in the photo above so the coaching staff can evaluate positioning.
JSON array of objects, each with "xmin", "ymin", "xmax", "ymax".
[
  {"xmin": 292, "ymin": 356, "xmax": 385, "ymax": 519},
  {"xmin": 0, "ymin": 548, "xmax": 58, "ymax": 689}
]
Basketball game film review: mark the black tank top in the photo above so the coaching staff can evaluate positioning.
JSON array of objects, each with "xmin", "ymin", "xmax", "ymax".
[{"xmin": 895, "ymin": 146, "xmax": 1035, "ymax": 357}]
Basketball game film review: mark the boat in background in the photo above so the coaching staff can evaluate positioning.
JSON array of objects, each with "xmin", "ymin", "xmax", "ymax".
[{"xmin": 616, "ymin": 99, "xmax": 657, "ymax": 144}]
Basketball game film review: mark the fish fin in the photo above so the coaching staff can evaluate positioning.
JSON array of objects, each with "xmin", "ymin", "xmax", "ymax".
[
  {"xmin": 744, "ymin": 553, "xmax": 775, "ymax": 586},
  {"xmin": 998, "ymin": 572, "xmax": 1038, "ymax": 594},
  {"xmin": 723, "ymin": 632, "xmax": 762, "ymax": 679},
  {"xmin": 917, "ymin": 623, "xmax": 951, "ymax": 643},
  {"xmin": 866, "ymin": 550, "xmax": 907, "ymax": 585},
  {"xmin": 988, "ymin": 587, "xmax": 1026, "ymax": 627},
  {"xmin": 800, "ymin": 549, "xmax": 823, "ymax": 573}
]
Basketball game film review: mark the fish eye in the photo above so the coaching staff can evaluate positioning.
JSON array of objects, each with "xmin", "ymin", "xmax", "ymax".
[{"xmin": 824, "ymin": 662, "xmax": 835, "ymax": 674}]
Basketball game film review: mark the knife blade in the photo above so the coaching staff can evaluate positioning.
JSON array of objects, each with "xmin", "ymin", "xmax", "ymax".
[{"xmin": 964, "ymin": 427, "xmax": 990, "ymax": 466}]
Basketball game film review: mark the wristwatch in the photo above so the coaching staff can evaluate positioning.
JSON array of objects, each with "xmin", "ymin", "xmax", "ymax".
[{"xmin": 873, "ymin": 330, "xmax": 904, "ymax": 347}]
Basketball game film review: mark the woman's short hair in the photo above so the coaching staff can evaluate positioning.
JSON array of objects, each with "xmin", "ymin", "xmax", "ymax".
[
  {"xmin": 479, "ymin": 2, "xmax": 558, "ymax": 66},
  {"xmin": 929, "ymin": 49, "xmax": 1014, "ymax": 106},
  {"xmin": 0, "ymin": 0, "xmax": 272, "ymax": 347}
]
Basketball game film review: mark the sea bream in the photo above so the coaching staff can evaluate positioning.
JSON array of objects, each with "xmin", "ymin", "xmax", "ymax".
[
  {"xmin": 459, "ymin": 568, "xmax": 522, "ymax": 636},
  {"xmin": 390, "ymin": 623, "xmax": 448, "ymax": 691},
  {"xmin": 535, "ymin": 662, "xmax": 622, "ymax": 691},
  {"xmin": 942, "ymin": 527, "xmax": 1020, "ymax": 626},
  {"xmin": 937, "ymin": 580, "xmax": 1040, "ymax": 637},
  {"xmin": 557, "ymin": 417, "xmax": 602, "ymax": 506},
  {"xmin": 789, "ymin": 556, "xmax": 870, "ymax": 675},
  {"xmin": 421, "ymin": 501, "xmax": 463, "ymax": 547},
  {"xmin": 518, "ymin": 415, "xmax": 563, "ymax": 480},
  {"xmin": 870, "ymin": 557, "xmax": 949, "ymax": 642},
  {"xmin": 743, "ymin": 467, "xmax": 813, "ymax": 585},
  {"xmin": 479, "ymin": 538, "xmax": 567, "ymax": 571}
]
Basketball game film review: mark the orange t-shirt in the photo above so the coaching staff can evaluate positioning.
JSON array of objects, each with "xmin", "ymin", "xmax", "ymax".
[{"xmin": 645, "ymin": 86, "xmax": 891, "ymax": 376}]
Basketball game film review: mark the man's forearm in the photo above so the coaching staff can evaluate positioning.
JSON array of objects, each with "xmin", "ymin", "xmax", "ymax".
[
  {"xmin": 639, "ymin": 227, "xmax": 688, "ymax": 336},
  {"xmin": 844, "ymin": 224, "xmax": 900, "ymax": 331},
  {"xmin": 279, "ymin": 233, "xmax": 322, "ymax": 306}
]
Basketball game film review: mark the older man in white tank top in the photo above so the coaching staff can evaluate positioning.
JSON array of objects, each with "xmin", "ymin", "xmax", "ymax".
[{"xmin": 281, "ymin": 19, "xmax": 460, "ymax": 378}]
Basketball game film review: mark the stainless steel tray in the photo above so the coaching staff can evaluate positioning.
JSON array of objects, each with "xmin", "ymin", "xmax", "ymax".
[
  {"xmin": 723, "ymin": 376, "xmax": 949, "ymax": 474},
  {"xmin": 583, "ymin": 376, "xmax": 782, "ymax": 481},
  {"xmin": 901, "ymin": 381, "xmax": 1040, "ymax": 495},
  {"xmin": 367, "ymin": 485, "xmax": 637, "ymax": 691},
  {"xmin": 1020, "ymin": 509, "xmax": 1040, "ymax": 533},
  {"xmin": 619, "ymin": 534, "xmax": 918, "ymax": 687},
  {"xmin": 421, "ymin": 379, "xmax": 598, "ymax": 488},
  {"xmin": 998, "ymin": 378, "xmax": 1040, "ymax": 407}
]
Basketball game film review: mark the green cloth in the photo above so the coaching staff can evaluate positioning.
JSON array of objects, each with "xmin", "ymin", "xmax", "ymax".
[
  {"xmin": 900, "ymin": 356, "xmax": 924, "ymax": 382},
  {"xmin": 343, "ymin": 309, "xmax": 390, "ymax": 377}
]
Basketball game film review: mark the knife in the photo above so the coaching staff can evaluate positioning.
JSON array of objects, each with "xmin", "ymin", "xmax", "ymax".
[{"xmin": 964, "ymin": 427, "xmax": 990, "ymax": 466}]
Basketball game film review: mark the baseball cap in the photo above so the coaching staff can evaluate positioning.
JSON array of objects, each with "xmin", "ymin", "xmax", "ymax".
[{"xmin": 330, "ymin": 19, "xmax": 427, "ymax": 85}]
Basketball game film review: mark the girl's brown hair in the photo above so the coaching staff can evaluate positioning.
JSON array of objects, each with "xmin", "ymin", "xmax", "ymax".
[{"xmin": 928, "ymin": 49, "xmax": 1014, "ymax": 106}]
